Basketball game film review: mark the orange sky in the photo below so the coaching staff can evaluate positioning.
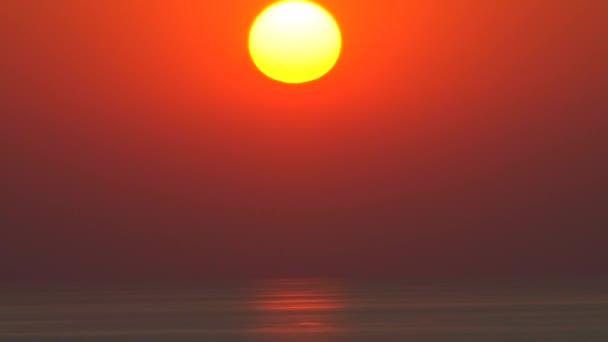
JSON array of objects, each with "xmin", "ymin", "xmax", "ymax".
[
  {"xmin": 5, "ymin": 1, "xmax": 604, "ymax": 115},
  {"xmin": 2, "ymin": 0, "xmax": 607, "ymax": 280}
]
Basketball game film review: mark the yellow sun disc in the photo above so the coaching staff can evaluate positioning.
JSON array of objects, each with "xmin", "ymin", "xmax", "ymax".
[{"xmin": 249, "ymin": 1, "xmax": 342, "ymax": 84}]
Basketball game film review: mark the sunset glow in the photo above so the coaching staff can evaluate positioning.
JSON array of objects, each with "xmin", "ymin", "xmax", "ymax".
[{"xmin": 3, "ymin": 0, "xmax": 606, "ymax": 293}]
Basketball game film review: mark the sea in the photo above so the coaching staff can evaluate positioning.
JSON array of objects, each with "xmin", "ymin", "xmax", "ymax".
[{"xmin": 1, "ymin": 278, "xmax": 607, "ymax": 341}]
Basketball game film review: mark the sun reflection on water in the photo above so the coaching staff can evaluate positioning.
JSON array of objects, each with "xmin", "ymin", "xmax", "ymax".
[{"xmin": 248, "ymin": 278, "xmax": 346, "ymax": 337}]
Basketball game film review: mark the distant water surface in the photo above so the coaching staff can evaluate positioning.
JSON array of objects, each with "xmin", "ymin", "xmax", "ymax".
[{"xmin": 1, "ymin": 278, "xmax": 607, "ymax": 341}]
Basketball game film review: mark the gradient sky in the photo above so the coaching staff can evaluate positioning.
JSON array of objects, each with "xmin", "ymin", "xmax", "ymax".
[{"xmin": 2, "ymin": 0, "xmax": 607, "ymax": 281}]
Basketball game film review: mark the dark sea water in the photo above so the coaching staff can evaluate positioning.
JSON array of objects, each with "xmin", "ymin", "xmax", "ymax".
[{"xmin": 1, "ymin": 278, "xmax": 607, "ymax": 341}]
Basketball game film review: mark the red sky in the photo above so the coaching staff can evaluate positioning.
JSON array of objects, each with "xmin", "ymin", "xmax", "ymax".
[{"xmin": 1, "ymin": 0, "xmax": 607, "ymax": 281}]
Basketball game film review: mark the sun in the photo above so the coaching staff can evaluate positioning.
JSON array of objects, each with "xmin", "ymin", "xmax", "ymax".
[{"xmin": 249, "ymin": 1, "xmax": 342, "ymax": 84}]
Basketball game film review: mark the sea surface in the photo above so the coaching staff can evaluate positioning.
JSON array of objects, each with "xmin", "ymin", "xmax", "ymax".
[{"xmin": 1, "ymin": 278, "xmax": 607, "ymax": 341}]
